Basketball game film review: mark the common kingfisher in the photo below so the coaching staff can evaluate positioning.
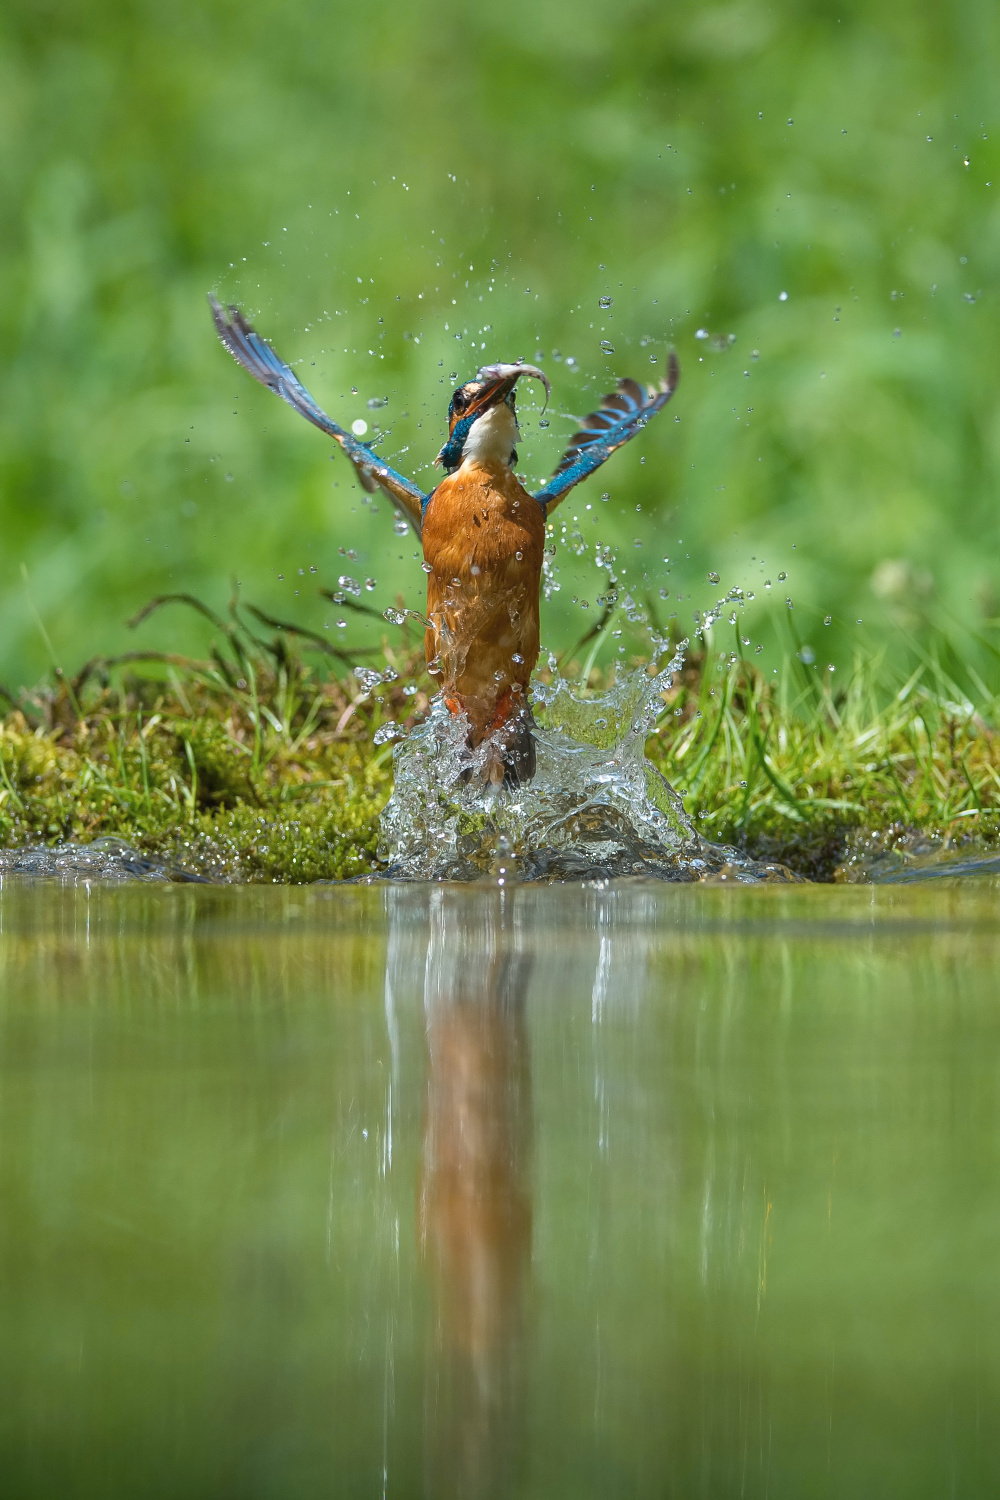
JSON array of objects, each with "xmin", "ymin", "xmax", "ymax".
[{"xmin": 211, "ymin": 296, "xmax": 679, "ymax": 786}]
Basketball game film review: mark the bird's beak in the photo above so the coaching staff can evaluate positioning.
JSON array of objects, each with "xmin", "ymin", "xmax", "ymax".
[
  {"xmin": 435, "ymin": 362, "xmax": 552, "ymax": 468},
  {"xmin": 470, "ymin": 361, "xmax": 551, "ymax": 417}
]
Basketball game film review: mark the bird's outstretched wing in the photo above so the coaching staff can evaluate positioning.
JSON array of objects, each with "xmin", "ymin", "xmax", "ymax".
[
  {"xmin": 210, "ymin": 297, "xmax": 426, "ymax": 534},
  {"xmin": 533, "ymin": 352, "xmax": 679, "ymax": 515}
]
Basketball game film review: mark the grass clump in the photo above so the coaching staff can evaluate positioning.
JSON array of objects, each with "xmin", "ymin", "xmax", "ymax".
[
  {"xmin": 0, "ymin": 596, "xmax": 433, "ymax": 882},
  {"xmin": 4, "ymin": 595, "xmax": 1000, "ymax": 883},
  {"xmin": 648, "ymin": 637, "xmax": 1000, "ymax": 880}
]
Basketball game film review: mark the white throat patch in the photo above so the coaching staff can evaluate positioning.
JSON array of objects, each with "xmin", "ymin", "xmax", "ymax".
[{"xmin": 461, "ymin": 402, "xmax": 519, "ymax": 468}]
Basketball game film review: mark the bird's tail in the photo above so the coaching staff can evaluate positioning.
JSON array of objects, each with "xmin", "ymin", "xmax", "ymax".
[
  {"xmin": 498, "ymin": 709, "xmax": 536, "ymax": 788},
  {"xmin": 451, "ymin": 692, "xmax": 537, "ymax": 788}
]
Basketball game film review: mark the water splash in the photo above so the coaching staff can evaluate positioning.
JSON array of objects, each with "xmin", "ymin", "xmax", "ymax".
[
  {"xmin": 0, "ymin": 838, "xmax": 210, "ymax": 884},
  {"xmin": 378, "ymin": 646, "xmax": 793, "ymax": 884}
]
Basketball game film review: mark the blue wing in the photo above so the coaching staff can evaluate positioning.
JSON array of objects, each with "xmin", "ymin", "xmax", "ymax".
[
  {"xmin": 210, "ymin": 297, "xmax": 426, "ymax": 534},
  {"xmin": 534, "ymin": 353, "xmax": 680, "ymax": 514}
]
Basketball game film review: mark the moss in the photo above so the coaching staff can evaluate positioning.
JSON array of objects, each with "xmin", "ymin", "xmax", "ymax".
[
  {"xmin": 5, "ymin": 623, "xmax": 1000, "ymax": 883},
  {"xmin": 0, "ymin": 640, "xmax": 435, "ymax": 880}
]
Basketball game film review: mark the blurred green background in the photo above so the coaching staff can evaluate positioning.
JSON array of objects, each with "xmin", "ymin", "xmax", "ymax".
[{"xmin": 2, "ymin": 0, "xmax": 999, "ymax": 690}]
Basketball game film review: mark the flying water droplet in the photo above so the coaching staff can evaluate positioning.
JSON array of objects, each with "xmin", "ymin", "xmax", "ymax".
[
  {"xmin": 708, "ymin": 571, "xmax": 720, "ymax": 584},
  {"xmin": 338, "ymin": 574, "xmax": 362, "ymax": 596},
  {"xmin": 598, "ymin": 295, "xmax": 613, "ymax": 308},
  {"xmin": 600, "ymin": 340, "xmax": 615, "ymax": 354}
]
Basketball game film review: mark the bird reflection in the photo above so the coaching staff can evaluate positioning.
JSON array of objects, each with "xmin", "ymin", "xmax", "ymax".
[{"xmin": 418, "ymin": 891, "xmax": 533, "ymax": 1500}]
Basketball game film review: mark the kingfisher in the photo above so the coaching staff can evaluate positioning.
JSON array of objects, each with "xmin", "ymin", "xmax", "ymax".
[{"xmin": 211, "ymin": 296, "xmax": 679, "ymax": 786}]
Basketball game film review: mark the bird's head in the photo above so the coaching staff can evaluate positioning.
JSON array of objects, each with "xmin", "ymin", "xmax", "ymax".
[{"xmin": 435, "ymin": 362, "xmax": 550, "ymax": 473}]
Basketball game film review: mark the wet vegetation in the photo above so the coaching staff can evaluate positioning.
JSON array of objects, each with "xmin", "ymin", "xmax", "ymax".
[{"xmin": 3, "ymin": 597, "xmax": 1000, "ymax": 882}]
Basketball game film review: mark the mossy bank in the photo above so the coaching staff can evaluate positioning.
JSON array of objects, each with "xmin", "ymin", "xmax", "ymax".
[{"xmin": 3, "ymin": 624, "xmax": 1000, "ymax": 883}]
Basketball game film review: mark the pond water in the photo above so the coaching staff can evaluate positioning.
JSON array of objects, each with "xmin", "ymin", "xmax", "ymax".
[{"xmin": 1, "ymin": 876, "xmax": 999, "ymax": 1498}]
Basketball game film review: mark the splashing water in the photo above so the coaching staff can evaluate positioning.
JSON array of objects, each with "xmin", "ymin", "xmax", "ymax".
[{"xmin": 378, "ymin": 645, "xmax": 793, "ymax": 883}]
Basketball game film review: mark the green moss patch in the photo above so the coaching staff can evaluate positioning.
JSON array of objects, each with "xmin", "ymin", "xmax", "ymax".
[{"xmin": 4, "ymin": 619, "xmax": 1000, "ymax": 882}]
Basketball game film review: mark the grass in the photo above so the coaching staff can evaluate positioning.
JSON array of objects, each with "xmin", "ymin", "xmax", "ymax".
[
  {"xmin": 0, "ymin": 597, "xmax": 431, "ymax": 882},
  {"xmin": 647, "ymin": 633, "xmax": 1000, "ymax": 880},
  {"xmin": 3, "ymin": 598, "xmax": 1000, "ymax": 882}
]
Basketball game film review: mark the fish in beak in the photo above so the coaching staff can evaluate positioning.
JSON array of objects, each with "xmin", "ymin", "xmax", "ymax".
[{"xmin": 436, "ymin": 362, "xmax": 551, "ymax": 469}]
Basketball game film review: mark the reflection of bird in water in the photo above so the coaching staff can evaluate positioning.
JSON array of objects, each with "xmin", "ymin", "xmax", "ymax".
[
  {"xmin": 418, "ymin": 895, "xmax": 533, "ymax": 1500},
  {"xmin": 211, "ymin": 297, "xmax": 678, "ymax": 786}
]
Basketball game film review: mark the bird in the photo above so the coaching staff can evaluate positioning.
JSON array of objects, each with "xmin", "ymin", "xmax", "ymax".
[{"xmin": 210, "ymin": 295, "xmax": 679, "ymax": 787}]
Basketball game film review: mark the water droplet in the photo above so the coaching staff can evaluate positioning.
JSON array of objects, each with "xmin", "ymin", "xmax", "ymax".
[
  {"xmin": 515, "ymin": 550, "xmax": 523, "ymax": 561},
  {"xmin": 824, "ymin": 615, "xmax": 832, "ymax": 625},
  {"xmin": 695, "ymin": 328, "xmax": 709, "ymax": 340},
  {"xmin": 777, "ymin": 571, "xmax": 787, "ymax": 581},
  {"xmin": 755, "ymin": 643, "xmax": 763, "ymax": 654},
  {"xmin": 764, "ymin": 579, "xmax": 772, "ymax": 589},
  {"xmin": 511, "ymin": 653, "xmax": 524, "ymax": 664},
  {"xmin": 598, "ymin": 295, "xmax": 613, "ymax": 308},
  {"xmin": 797, "ymin": 645, "xmax": 816, "ymax": 664},
  {"xmin": 383, "ymin": 607, "xmax": 406, "ymax": 626},
  {"xmin": 367, "ymin": 396, "xmax": 388, "ymax": 409},
  {"xmin": 421, "ymin": 562, "xmax": 433, "ymax": 573},
  {"xmin": 338, "ymin": 574, "xmax": 362, "ymax": 596},
  {"xmin": 778, "ymin": 291, "xmax": 788, "ymax": 302},
  {"xmin": 373, "ymin": 721, "xmax": 402, "ymax": 745},
  {"xmin": 351, "ymin": 419, "xmax": 368, "ymax": 436},
  {"xmin": 393, "ymin": 517, "xmax": 409, "ymax": 536},
  {"xmin": 708, "ymin": 572, "xmax": 720, "ymax": 584},
  {"xmin": 600, "ymin": 340, "xmax": 615, "ymax": 354}
]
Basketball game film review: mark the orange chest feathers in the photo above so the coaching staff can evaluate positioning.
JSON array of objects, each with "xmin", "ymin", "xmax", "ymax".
[{"xmin": 421, "ymin": 462, "xmax": 546, "ymax": 597}]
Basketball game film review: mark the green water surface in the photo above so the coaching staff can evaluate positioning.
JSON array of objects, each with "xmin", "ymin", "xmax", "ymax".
[{"xmin": 1, "ymin": 877, "xmax": 998, "ymax": 1497}]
